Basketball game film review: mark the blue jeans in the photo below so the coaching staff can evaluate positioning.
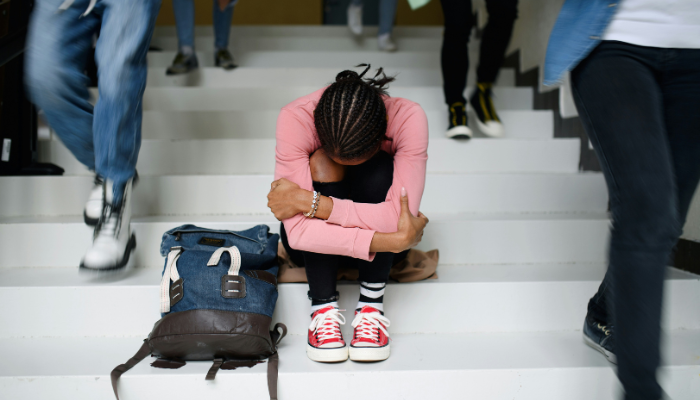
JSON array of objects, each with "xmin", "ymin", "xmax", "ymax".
[
  {"xmin": 25, "ymin": 0, "xmax": 160, "ymax": 205},
  {"xmin": 572, "ymin": 41, "xmax": 700, "ymax": 400},
  {"xmin": 352, "ymin": 0, "xmax": 397, "ymax": 36},
  {"xmin": 172, "ymin": 0, "xmax": 237, "ymax": 51}
]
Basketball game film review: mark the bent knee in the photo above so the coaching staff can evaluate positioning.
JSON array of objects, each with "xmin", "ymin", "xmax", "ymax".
[
  {"xmin": 310, "ymin": 149, "xmax": 346, "ymax": 183},
  {"xmin": 612, "ymin": 193, "xmax": 682, "ymax": 249},
  {"xmin": 26, "ymin": 58, "xmax": 85, "ymax": 109}
]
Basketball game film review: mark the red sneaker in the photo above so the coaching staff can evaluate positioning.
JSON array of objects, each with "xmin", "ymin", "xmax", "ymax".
[
  {"xmin": 306, "ymin": 306, "xmax": 348, "ymax": 362},
  {"xmin": 349, "ymin": 306, "xmax": 391, "ymax": 361}
]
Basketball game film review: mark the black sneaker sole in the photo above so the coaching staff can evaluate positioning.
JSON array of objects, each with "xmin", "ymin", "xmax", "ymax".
[
  {"xmin": 583, "ymin": 332, "xmax": 617, "ymax": 364},
  {"xmin": 83, "ymin": 211, "xmax": 99, "ymax": 227},
  {"xmin": 165, "ymin": 65, "xmax": 199, "ymax": 76},
  {"xmin": 79, "ymin": 233, "xmax": 137, "ymax": 272}
]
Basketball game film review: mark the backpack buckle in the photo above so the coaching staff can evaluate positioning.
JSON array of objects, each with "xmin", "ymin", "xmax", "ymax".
[{"xmin": 221, "ymin": 275, "xmax": 246, "ymax": 299}]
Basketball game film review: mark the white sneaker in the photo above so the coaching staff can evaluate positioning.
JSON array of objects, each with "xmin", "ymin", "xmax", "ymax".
[
  {"xmin": 347, "ymin": 3, "xmax": 363, "ymax": 36},
  {"xmin": 83, "ymin": 175, "xmax": 104, "ymax": 226},
  {"xmin": 80, "ymin": 178, "xmax": 136, "ymax": 271},
  {"xmin": 377, "ymin": 33, "xmax": 397, "ymax": 52}
]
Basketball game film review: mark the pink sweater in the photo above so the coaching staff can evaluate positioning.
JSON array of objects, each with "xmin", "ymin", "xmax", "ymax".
[{"xmin": 274, "ymin": 87, "xmax": 429, "ymax": 261}]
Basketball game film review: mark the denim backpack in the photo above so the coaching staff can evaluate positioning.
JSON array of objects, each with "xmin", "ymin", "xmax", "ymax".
[{"xmin": 110, "ymin": 224, "xmax": 286, "ymax": 400}]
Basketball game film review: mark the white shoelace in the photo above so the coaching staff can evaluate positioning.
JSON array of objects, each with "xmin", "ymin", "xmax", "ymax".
[
  {"xmin": 309, "ymin": 308, "xmax": 346, "ymax": 342},
  {"xmin": 352, "ymin": 310, "xmax": 390, "ymax": 341},
  {"xmin": 58, "ymin": 0, "xmax": 97, "ymax": 16}
]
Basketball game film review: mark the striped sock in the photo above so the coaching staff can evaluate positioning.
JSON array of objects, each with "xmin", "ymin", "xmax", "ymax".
[{"xmin": 356, "ymin": 282, "xmax": 386, "ymax": 312}]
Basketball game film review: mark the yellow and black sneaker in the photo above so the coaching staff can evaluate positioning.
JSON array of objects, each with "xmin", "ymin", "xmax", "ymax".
[
  {"xmin": 469, "ymin": 83, "xmax": 505, "ymax": 138},
  {"xmin": 446, "ymin": 102, "xmax": 473, "ymax": 139}
]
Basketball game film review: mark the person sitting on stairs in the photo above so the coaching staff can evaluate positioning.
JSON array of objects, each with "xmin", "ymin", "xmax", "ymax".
[
  {"xmin": 441, "ymin": 0, "xmax": 518, "ymax": 139},
  {"xmin": 267, "ymin": 64, "xmax": 429, "ymax": 363},
  {"xmin": 167, "ymin": 0, "xmax": 239, "ymax": 75},
  {"xmin": 25, "ymin": 0, "xmax": 160, "ymax": 271}
]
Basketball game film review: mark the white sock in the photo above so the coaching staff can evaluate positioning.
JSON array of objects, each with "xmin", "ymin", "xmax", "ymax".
[{"xmin": 180, "ymin": 46, "xmax": 194, "ymax": 56}]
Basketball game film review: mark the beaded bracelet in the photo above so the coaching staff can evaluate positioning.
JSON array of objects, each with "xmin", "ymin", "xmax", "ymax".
[
  {"xmin": 309, "ymin": 192, "xmax": 321, "ymax": 218},
  {"xmin": 303, "ymin": 191, "xmax": 320, "ymax": 218}
]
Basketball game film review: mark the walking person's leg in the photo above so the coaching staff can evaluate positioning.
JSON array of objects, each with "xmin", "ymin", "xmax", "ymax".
[
  {"xmin": 81, "ymin": 0, "xmax": 161, "ymax": 270},
  {"xmin": 377, "ymin": 0, "xmax": 398, "ymax": 52},
  {"xmin": 25, "ymin": 0, "xmax": 104, "ymax": 226},
  {"xmin": 571, "ymin": 41, "xmax": 683, "ymax": 400},
  {"xmin": 213, "ymin": 0, "xmax": 238, "ymax": 69},
  {"xmin": 25, "ymin": 0, "xmax": 100, "ymax": 172},
  {"xmin": 168, "ymin": 0, "xmax": 199, "ymax": 75},
  {"xmin": 663, "ymin": 49, "xmax": 700, "ymax": 232},
  {"xmin": 440, "ymin": 0, "xmax": 474, "ymax": 139},
  {"xmin": 348, "ymin": 0, "xmax": 364, "ymax": 36},
  {"xmin": 469, "ymin": 0, "xmax": 518, "ymax": 138}
]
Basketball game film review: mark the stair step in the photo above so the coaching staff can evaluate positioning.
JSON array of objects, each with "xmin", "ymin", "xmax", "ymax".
[
  {"xmin": 144, "ymin": 66, "xmax": 515, "ymax": 88},
  {"xmin": 0, "ymin": 214, "xmax": 610, "ymax": 268},
  {"xmin": 39, "ymin": 138, "xmax": 581, "ymax": 176},
  {"xmin": 150, "ymin": 35, "xmax": 442, "ymax": 53},
  {"xmin": 0, "ymin": 173, "xmax": 607, "ymax": 218},
  {"xmin": 151, "ymin": 25, "xmax": 445, "ymax": 39},
  {"xmin": 1, "ymin": 332, "xmax": 698, "ymax": 400},
  {"xmin": 129, "ymin": 109, "xmax": 552, "ymax": 140},
  {"xmin": 90, "ymin": 87, "xmax": 533, "ymax": 112},
  {"xmin": 149, "ymin": 50, "xmax": 446, "ymax": 69},
  {"xmin": 1, "ymin": 265, "xmax": 696, "ymax": 338}
]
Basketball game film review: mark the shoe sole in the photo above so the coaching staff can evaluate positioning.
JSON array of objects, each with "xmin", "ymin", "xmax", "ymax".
[
  {"xmin": 468, "ymin": 105, "xmax": 505, "ymax": 138},
  {"xmin": 306, "ymin": 343, "xmax": 349, "ymax": 363},
  {"xmin": 83, "ymin": 211, "xmax": 99, "ymax": 227},
  {"xmin": 446, "ymin": 125, "xmax": 473, "ymax": 140},
  {"xmin": 583, "ymin": 333, "xmax": 617, "ymax": 364},
  {"xmin": 349, "ymin": 343, "xmax": 390, "ymax": 362},
  {"xmin": 79, "ymin": 233, "xmax": 136, "ymax": 272},
  {"xmin": 166, "ymin": 64, "xmax": 199, "ymax": 76}
]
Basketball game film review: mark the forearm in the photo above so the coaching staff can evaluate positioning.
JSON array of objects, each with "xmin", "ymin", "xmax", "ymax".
[
  {"xmin": 369, "ymin": 231, "xmax": 407, "ymax": 253},
  {"xmin": 294, "ymin": 189, "xmax": 333, "ymax": 220}
]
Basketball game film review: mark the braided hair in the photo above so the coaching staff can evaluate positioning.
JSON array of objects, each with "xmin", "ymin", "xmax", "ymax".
[{"xmin": 314, "ymin": 64, "xmax": 396, "ymax": 162}]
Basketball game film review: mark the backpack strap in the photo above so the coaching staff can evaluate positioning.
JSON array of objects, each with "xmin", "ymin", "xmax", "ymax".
[
  {"xmin": 110, "ymin": 340, "xmax": 152, "ymax": 400},
  {"xmin": 205, "ymin": 358, "xmax": 224, "ymax": 380},
  {"xmin": 270, "ymin": 323, "xmax": 288, "ymax": 347},
  {"xmin": 267, "ymin": 323, "xmax": 287, "ymax": 400},
  {"xmin": 267, "ymin": 352, "xmax": 280, "ymax": 400},
  {"xmin": 207, "ymin": 246, "xmax": 242, "ymax": 275},
  {"xmin": 160, "ymin": 246, "xmax": 183, "ymax": 313}
]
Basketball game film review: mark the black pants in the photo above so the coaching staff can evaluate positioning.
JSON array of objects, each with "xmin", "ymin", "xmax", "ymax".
[
  {"xmin": 572, "ymin": 41, "xmax": 700, "ymax": 400},
  {"xmin": 281, "ymin": 151, "xmax": 406, "ymax": 302},
  {"xmin": 440, "ymin": 0, "xmax": 518, "ymax": 105}
]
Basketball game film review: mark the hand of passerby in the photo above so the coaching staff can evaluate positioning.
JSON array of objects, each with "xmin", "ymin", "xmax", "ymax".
[
  {"xmin": 395, "ymin": 187, "xmax": 429, "ymax": 251},
  {"xmin": 217, "ymin": 0, "xmax": 233, "ymax": 11}
]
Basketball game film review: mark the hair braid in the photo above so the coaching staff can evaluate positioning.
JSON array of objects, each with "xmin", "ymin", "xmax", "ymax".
[{"xmin": 314, "ymin": 64, "xmax": 395, "ymax": 161}]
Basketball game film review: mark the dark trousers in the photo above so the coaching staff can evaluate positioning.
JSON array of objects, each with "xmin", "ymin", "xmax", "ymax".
[
  {"xmin": 440, "ymin": 0, "xmax": 518, "ymax": 105},
  {"xmin": 281, "ymin": 151, "xmax": 406, "ymax": 302},
  {"xmin": 571, "ymin": 41, "xmax": 700, "ymax": 400}
]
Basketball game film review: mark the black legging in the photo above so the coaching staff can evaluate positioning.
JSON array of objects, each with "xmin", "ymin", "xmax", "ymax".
[
  {"xmin": 440, "ymin": 0, "xmax": 518, "ymax": 105},
  {"xmin": 281, "ymin": 151, "xmax": 407, "ymax": 302}
]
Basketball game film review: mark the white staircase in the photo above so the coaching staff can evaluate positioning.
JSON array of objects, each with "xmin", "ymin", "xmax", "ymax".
[{"xmin": 1, "ymin": 26, "xmax": 698, "ymax": 400}]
